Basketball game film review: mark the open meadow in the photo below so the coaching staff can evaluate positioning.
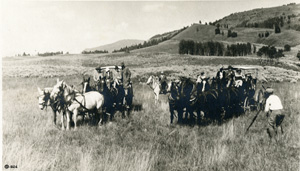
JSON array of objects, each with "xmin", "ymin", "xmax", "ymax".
[{"xmin": 2, "ymin": 53, "xmax": 300, "ymax": 170}]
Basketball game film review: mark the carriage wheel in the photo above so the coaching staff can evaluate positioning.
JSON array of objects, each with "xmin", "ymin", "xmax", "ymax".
[
  {"xmin": 256, "ymin": 90, "xmax": 264, "ymax": 111},
  {"xmin": 243, "ymin": 97, "xmax": 250, "ymax": 114}
]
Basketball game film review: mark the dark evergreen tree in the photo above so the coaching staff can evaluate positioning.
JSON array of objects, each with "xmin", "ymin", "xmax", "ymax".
[
  {"xmin": 215, "ymin": 27, "xmax": 220, "ymax": 34},
  {"xmin": 297, "ymin": 51, "xmax": 300, "ymax": 60},
  {"xmin": 275, "ymin": 24, "xmax": 281, "ymax": 33},
  {"xmin": 265, "ymin": 31, "xmax": 269, "ymax": 37},
  {"xmin": 284, "ymin": 44, "xmax": 291, "ymax": 51},
  {"xmin": 227, "ymin": 30, "xmax": 232, "ymax": 37}
]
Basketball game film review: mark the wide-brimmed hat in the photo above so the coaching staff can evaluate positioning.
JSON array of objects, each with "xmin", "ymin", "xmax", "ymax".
[
  {"xmin": 174, "ymin": 79, "xmax": 180, "ymax": 83},
  {"xmin": 265, "ymin": 88, "xmax": 274, "ymax": 94}
]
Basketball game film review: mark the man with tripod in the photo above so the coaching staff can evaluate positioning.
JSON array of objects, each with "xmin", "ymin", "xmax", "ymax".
[{"xmin": 264, "ymin": 88, "xmax": 285, "ymax": 143}]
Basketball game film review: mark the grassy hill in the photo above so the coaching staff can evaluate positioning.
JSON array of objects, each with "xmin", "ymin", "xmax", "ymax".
[
  {"xmin": 215, "ymin": 3, "xmax": 300, "ymax": 30},
  {"xmin": 87, "ymin": 4, "xmax": 300, "ymax": 56},
  {"xmin": 84, "ymin": 39, "xmax": 145, "ymax": 53},
  {"xmin": 134, "ymin": 24, "xmax": 300, "ymax": 55},
  {"xmin": 133, "ymin": 3, "xmax": 300, "ymax": 55}
]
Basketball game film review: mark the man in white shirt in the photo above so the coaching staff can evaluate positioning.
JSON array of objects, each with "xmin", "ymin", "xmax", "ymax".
[{"xmin": 264, "ymin": 88, "xmax": 285, "ymax": 142}]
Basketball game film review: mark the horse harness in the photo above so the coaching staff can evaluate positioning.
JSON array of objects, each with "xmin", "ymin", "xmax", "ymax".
[{"xmin": 58, "ymin": 84, "xmax": 91, "ymax": 113}]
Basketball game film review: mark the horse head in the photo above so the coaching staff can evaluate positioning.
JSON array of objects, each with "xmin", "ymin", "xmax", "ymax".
[
  {"xmin": 38, "ymin": 87, "xmax": 52, "ymax": 110},
  {"xmin": 98, "ymin": 78, "xmax": 107, "ymax": 93},
  {"xmin": 106, "ymin": 78, "xmax": 112, "ymax": 90},
  {"xmin": 82, "ymin": 76, "xmax": 91, "ymax": 93},
  {"xmin": 197, "ymin": 77, "xmax": 210, "ymax": 93},
  {"xmin": 146, "ymin": 75, "xmax": 153, "ymax": 85},
  {"xmin": 168, "ymin": 80, "xmax": 181, "ymax": 100},
  {"xmin": 50, "ymin": 79, "xmax": 65, "ymax": 100}
]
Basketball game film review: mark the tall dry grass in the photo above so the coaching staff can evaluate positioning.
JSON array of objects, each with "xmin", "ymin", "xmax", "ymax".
[{"xmin": 2, "ymin": 75, "xmax": 300, "ymax": 171}]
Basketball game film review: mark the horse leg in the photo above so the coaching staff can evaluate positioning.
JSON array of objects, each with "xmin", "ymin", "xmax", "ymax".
[
  {"xmin": 169, "ymin": 103, "xmax": 174, "ymax": 124},
  {"xmin": 52, "ymin": 108, "xmax": 57, "ymax": 125},
  {"xmin": 66, "ymin": 110, "xmax": 71, "ymax": 130},
  {"xmin": 154, "ymin": 88, "xmax": 159, "ymax": 104},
  {"xmin": 61, "ymin": 111, "xmax": 65, "ymax": 130},
  {"xmin": 178, "ymin": 108, "xmax": 183, "ymax": 124},
  {"xmin": 197, "ymin": 109, "xmax": 203, "ymax": 125},
  {"xmin": 98, "ymin": 108, "xmax": 104, "ymax": 126},
  {"xmin": 73, "ymin": 109, "xmax": 78, "ymax": 130}
]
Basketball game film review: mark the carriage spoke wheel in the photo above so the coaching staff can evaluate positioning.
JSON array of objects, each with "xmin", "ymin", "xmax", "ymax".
[{"xmin": 243, "ymin": 97, "xmax": 250, "ymax": 114}]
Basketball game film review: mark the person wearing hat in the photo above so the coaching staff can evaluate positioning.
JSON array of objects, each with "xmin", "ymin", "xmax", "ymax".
[
  {"xmin": 93, "ymin": 67, "xmax": 103, "ymax": 82},
  {"xmin": 234, "ymin": 68, "xmax": 245, "ymax": 87},
  {"xmin": 264, "ymin": 87, "xmax": 284, "ymax": 143},
  {"xmin": 120, "ymin": 62, "xmax": 132, "ymax": 108},
  {"xmin": 111, "ymin": 65, "xmax": 121, "ymax": 88},
  {"xmin": 216, "ymin": 67, "xmax": 224, "ymax": 80},
  {"xmin": 225, "ymin": 65, "xmax": 235, "ymax": 86},
  {"xmin": 196, "ymin": 72, "xmax": 206, "ymax": 83},
  {"xmin": 120, "ymin": 62, "xmax": 131, "ymax": 88}
]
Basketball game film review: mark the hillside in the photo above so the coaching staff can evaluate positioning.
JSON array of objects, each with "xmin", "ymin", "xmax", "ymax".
[
  {"xmin": 215, "ymin": 3, "xmax": 300, "ymax": 30},
  {"xmin": 82, "ymin": 3, "xmax": 300, "ymax": 60},
  {"xmin": 134, "ymin": 24, "xmax": 300, "ymax": 54},
  {"xmin": 84, "ymin": 39, "xmax": 145, "ymax": 53}
]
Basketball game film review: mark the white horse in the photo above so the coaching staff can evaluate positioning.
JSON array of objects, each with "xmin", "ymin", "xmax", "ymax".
[
  {"xmin": 146, "ymin": 75, "xmax": 161, "ymax": 104},
  {"xmin": 50, "ymin": 79, "xmax": 105, "ymax": 130},
  {"xmin": 38, "ymin": 87, "xmax": 66, "ymax": 129},
  {"xmin": 146, "ymin": 75, "xmax": 172, "ymax": 104}
]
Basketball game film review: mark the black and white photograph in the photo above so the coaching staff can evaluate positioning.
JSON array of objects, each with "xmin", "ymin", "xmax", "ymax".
[{"xmin": 2, "ymin": 0, "xmax": 300, "ymax": 170}]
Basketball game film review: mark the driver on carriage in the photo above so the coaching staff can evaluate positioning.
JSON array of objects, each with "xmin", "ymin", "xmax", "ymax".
[
  {"xmin": 111, "ymin": 65, "xmax": 121, "ymax": 89},
  {"xmin": 93, "ymin": 67, "xmax": 103, "ymax": 82},
  {"xmin": 196, "ymin": 71, "xmax": 207, "ymax": 83},
  {"xmin": 216, "ymin": 66, "xmax": 225, "ymax": 80},
  {"xmin": 234, "ymin": 68, "xmax": 245, "ymax": 87},
  {"xmin": 120, "ymin": 62, "xmax": 132, "ymax": 108},
  {"xmin": 225, "ymin": 65, "xmax": 235, "ymax": 87}
]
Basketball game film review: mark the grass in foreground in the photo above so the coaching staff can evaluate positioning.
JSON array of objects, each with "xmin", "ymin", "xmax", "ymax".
[{"xmin": 2, "ymin": 76, "xmax": 300, "ymax": 171}]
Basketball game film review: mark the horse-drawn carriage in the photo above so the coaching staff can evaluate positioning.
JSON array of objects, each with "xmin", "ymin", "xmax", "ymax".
[
  {"xmin": 38, "ymin": 64, "xmax": 134, "ymax": 130},
  {"xmin": 92, "ymin": 65, "xmax": 133, "ymax": 117},
  {"xmin": 222, "ymin": 66, "xmax": 261, "ymax": 114}
]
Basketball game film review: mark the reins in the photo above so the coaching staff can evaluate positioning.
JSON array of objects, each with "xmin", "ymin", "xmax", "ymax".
[{"xmin": 61, "ymin": 84, "xmax": 92, "ymax": 112}]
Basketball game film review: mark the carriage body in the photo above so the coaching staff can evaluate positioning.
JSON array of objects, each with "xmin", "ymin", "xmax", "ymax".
[
  {"xmin": 221, "ymin": 66, "xmax": 259, "ymax": 113},
  {"xmin": 232, "ymin": 66, "xmax": 259, "ymax": 113},
  {"xmin": 98, "ymin": 65, "xmax": 133, "ymax": 116}
]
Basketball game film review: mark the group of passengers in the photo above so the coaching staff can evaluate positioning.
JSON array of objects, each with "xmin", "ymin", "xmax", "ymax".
[{"xmin": 93, "ymin": 62, "xmax": 131, "ymax": 92}]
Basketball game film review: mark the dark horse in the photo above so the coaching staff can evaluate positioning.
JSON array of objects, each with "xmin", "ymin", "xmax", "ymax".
[
  {"xmin": 167, "ymin": 80, "xmax": 184, "ymax": 124},
  {"xmin": 181, "ymin": 77, "xmax": 198, "ymax": 123},
  {"xmin": 196, "ymin": 78, "xmax": 223, "ymax": 124},
  {"xmin": 219, "ymin": 74, "xmax": 241, "ymax": 118},
  {"xmin": 167, "ymin": 77, "xmax": 197, "ymax": 124},
  {"xmin": 98, "ymin": 77, "xmax": 133, "ymax": 119}
]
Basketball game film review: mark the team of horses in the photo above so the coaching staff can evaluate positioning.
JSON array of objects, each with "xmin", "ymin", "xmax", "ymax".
[
  {"xmin": 147, "ymin": 72, "xmax": 262, "ymax": 124},
  {"xmin": 38, "ymin": 77, "xmax": 133, "ymax": 130},
  {"xmin": 38, "ymin": 70, "xmax": 263, "ymax": 130}
]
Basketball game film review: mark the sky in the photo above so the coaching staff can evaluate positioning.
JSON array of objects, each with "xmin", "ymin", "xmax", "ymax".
[{"xmin": 1, "ymin": 0, "xmax": 298, "ymax": 56}]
